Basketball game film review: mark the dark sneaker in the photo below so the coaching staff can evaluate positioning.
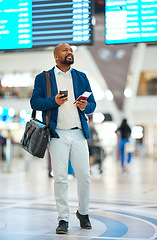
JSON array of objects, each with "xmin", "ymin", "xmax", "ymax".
[
  {"xmin": 48, "ymin": 172, "xmax": 53, "ymax": 178},
  {"xmin": 56, "ymin": 220, "xmax": 68, "ymax": 234},
  {"xmin": 76, "ymin": 210, "xmax": 92, "ymax": 229}
]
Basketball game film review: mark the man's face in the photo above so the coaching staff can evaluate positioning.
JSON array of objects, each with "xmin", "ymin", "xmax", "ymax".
[{"xmin": 54, "ymin": 44, "xmax": 74, "ymax": 65}]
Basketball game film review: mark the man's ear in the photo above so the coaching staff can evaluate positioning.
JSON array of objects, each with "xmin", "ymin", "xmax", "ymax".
[{"xmin": 54, "ymin": 54, "xmax": 58, "ymax": 61}]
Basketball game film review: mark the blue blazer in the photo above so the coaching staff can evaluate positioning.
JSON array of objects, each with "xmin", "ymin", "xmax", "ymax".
[{"xmin": 30, "ymin": 67, "xmax": 96, "ymax": 139}]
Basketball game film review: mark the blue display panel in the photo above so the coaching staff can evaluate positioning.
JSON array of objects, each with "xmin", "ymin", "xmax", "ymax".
[
  {"xmin": 0, "ymin": 0, "xmax": 32, "ymax": 49},
  {"xmin": 0, "ymin": 0, "xmax": 93, "ymax": 50},
  {"xmin": 105, "ymin": 0, "xmax": 157, "ymax": 44}
]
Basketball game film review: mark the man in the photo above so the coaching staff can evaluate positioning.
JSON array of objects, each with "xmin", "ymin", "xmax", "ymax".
[{"xmin": 30, "ymin": 43, "xmax": 96, "ymax": 234}]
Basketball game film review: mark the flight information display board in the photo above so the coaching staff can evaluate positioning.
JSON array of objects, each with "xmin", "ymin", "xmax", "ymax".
[
  {"xmin": 0, "ymin": 0, "xmax": 93, "ymax": 50},
  {"xmin": 0, "ymin": 0, "xmax": 32, "ymax": 50},
  {"xmin": 105, "ymin": 0, "xmax": 157, "ymax": 44}
]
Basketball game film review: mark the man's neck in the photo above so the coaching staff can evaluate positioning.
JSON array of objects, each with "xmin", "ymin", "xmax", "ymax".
[{"xmin": 56, "ymin": 64, "xmax": 71, "ymax": 73}]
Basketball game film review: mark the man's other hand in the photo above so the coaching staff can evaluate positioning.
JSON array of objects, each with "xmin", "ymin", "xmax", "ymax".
[{"xmin": 75, "ymin": 100, "xmax": 87, "ymax": 111}]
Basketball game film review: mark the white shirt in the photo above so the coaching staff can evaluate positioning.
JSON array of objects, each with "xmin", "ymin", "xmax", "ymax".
[{"xmin": 54, "ymin": 66, "xmax": 82, "ymax": 130}]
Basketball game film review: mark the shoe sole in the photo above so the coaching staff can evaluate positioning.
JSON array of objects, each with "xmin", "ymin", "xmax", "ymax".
[
  {"xmin": 81, "ymin": 226, "xmax": 92, "ymax": 229},
  {"xmin": 76, "ymin": 212, "xmax": 92, "ymax": 229},
  {"xmin": 56, "ymin": 230, "xmax": 67, "ymax": 234}
]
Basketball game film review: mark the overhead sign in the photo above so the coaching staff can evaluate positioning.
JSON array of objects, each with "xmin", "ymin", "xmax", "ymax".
[
  {"xmin": 105, "ymin": 0, "xmax": 157, "ymax": 44},
  {"xmin": 0, "ymin": 0, "xmax": 93, "ymax": 50},
  {"xmin": 0, "ymin": 0, "xmax": 32, "ymax": 50}
]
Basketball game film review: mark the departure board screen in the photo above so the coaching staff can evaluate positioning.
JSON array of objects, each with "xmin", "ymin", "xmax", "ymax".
[
  {"xmin": 0, "ymin": 0, "xmax": 93, "ymax": 50},
  {"xmin": 105, "ymin": 0, "xmax": 157, "ymax": 44},
  {"xmin": 0, "ymin": 0, "xmax": 32, "ymax": 50}
]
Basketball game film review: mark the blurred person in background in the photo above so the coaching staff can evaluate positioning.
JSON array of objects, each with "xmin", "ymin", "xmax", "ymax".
[
  {"xmin": 0, "ymin": 131, "xmax": 6, "ymax": 160},
  {"xmin": 30, "ymin": 43, "xmax": 96, "ymax": 234},
  {"xmin": 87, "ymin": 114, "xmax": 99, "ymax": 168},
  {"xmin": 116, "ymin": 118, "xmax": 132, "ymax": 172}
]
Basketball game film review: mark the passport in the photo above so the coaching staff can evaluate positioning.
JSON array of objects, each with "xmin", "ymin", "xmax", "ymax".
[{"xmin": 74, "ymin": 91, "xmax": 91, "ymax": 104}]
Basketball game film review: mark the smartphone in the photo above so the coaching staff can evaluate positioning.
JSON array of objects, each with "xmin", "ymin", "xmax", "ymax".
[{"xmin": 59, "ymin": 90, "xmax": 68, "ymax": 98}]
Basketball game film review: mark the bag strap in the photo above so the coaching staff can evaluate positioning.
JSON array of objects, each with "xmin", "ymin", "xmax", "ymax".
[
  {"xmin": 32, "ymin": 71, "xmax": 51, "ymax": 126},
  {"xmin": 45, "ymin": 71, "xmax": 51, "ymax": 126}
]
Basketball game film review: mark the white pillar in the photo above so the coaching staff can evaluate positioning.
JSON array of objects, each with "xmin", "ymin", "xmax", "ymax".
[
  {"xmin": 123, "ymin": 43, "xmax": 147, "ymax": 124},
  {"xmin": 77, "ymin": 46, "xmax": 121, "ymax": 123}
]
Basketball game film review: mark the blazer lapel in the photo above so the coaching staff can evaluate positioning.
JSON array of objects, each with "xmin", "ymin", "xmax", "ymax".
[{"xmin": 71, "ymin": 69, "xmax": 79, "ymax": 99}]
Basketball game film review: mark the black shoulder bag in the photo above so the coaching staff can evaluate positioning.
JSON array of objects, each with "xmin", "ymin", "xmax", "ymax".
[{"xmin": 19, "ymin": 71, "xmax": 51, "ymax": 158}]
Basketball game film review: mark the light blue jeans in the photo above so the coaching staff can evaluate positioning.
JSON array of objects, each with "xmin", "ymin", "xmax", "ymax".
[
  {"xmin": 49, "ymin": 129, "xmax": 90, "ymax": 222},
  {"xmin": 119, "ymin": 138, "xmax": 132, "ymax": 168}
]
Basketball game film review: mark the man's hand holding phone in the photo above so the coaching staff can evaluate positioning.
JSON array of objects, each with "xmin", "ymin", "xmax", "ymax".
[{"xmin": 55, "ymin": 90, "xmax": 68, "ymax": 105}]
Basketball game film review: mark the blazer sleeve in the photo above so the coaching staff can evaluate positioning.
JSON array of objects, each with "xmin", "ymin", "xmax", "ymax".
[{"xmin": 30, "ymin": 72, "xmax": 59, "ymax": 111}]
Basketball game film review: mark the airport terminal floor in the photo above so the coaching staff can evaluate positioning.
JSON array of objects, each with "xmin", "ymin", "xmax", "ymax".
[{"xmin": 0, "ymin": 150, "xmax": 157, "ymax": 240}]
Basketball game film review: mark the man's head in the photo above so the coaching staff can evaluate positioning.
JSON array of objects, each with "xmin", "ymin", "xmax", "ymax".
[{"xmin": 54, "ymin": 43, "xmax": 74, "ymax": 66}]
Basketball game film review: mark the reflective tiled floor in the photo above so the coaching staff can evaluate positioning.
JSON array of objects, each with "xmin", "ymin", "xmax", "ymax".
[{"xmin": 0, "ymin": 151, "xmax": 157, "ymax": 240}]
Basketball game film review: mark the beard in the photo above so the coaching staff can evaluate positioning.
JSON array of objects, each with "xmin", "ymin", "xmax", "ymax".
[{"xmin": 62, "ymin": 55, "xmax": 74, "ymax": 65}]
